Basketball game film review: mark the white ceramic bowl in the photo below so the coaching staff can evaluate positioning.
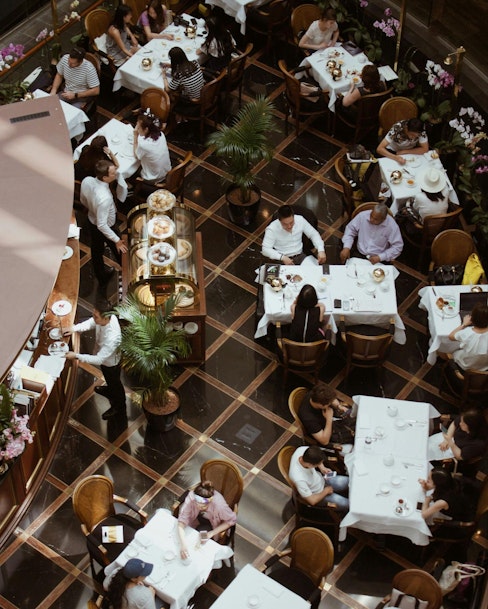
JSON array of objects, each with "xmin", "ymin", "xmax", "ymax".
[
  {"xmin": 380, "ymin": 484, "xmax": 390, "ymax": 495},
  {"xmin": 395, "ymin": 418, "xmax": 406, "ymax": 429},
  {"xmin": 391, "ymin": 476, "xmax": 402, "ymax": 487}
]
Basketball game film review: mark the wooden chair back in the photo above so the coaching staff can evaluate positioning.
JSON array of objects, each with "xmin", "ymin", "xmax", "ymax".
[
  {"xmin": 85, "ymin": 52, "xmax": 101, "ymax": 78},
  {"xmin": 345, "ymin": 330, "xmax": 393, "ymax": 373},
  {"xmin": 140, "ymin": 87, "xmax": 171, "ymax": 124},
  {"xmin": 178, "ymin": 71, "xmax": 225, "ymax": 139},
  {"xmin": 159, "ymin": 151, "xmax": 193, "ymax": 200},
  {"xmin": 351, "ymin": 201, "xmax": 393, "ymax": 219},
  {"xmin": 288, "ymin": 387, "xmax": 317, "ymax": 444},
  {"xmin": 291, "ymin": 4, "xmax": 321, "ymax": 45},
  {"xmin": 122, "ymin": 0, "xmax": 145, "ymax": 22},
  {"xmin": 278, "ymin": 335, "xmax": 329, "ymax": 382},
  {"xmin": 391, "ymin": 569, "xmax": 443, "ymax": 609},
  {"xmin": 429, "ymin": 229, "xmax": 475, "ymax": 268},
  {"xmin": 335, "ymin": 156, "xmax": 355, "ymax": 219},
  {"xmin": 290, "ymin": 527, "xmax": 334, "ymax": 587},
  {"xmin": 462, "ymin": 368, "xmax": 488, "ymax": 403},
  {"xmin": 73, "ymin": 475, "xmax": 115, "ymax": 533},
  {"xmin": 378, "ymin": 96, "xmax": 418, "ymax": 136},
  {"xmin": 85, "ymin": 8, "xmax": 112, "ymax": 41},
  {"xmin": 223, "ymin": 43, "xmax": 253, "ymax": 105},
  {"xmin": 277, "ymin": 445, "xmax": 297, "ymax": 490},
  {"xmin": 337, "ymin": 87, "xmax": 393, "ymax": 143},
  {"xmin": 200, "ymin": 459, "xmax": 244, "ymax": 510}
]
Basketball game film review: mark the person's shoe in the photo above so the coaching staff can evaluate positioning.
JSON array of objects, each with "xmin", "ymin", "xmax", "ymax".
[
  {"xmin": 102, "ymin": 407, "xmax": 121, "ymax": 420},
  {"xmin": 95, "ymin": 386, "xmax": 109, "ymax": 397}
]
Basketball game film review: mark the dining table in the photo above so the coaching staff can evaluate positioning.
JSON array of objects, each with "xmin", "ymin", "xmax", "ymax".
[
  {"xmin": 103, "ymin": 508, "xmax": 233, "ymax": 609},
  {"xmin": 209, "ymin": 563, "xmax": 311, "ymax": 608},
  {"xmin": 112, "ymin": 15, "xmax": 206, "ymax": 94},
  {"xmin": 302, "ymin": 45, "xmax": 397, "ymax": 111},
  {"xmin": 339, "ymin": 395, "xmax": 440, "ymax": 546},
  {"xmin": 254, "ymin": 258, "xmax": 406, "ymax": 344},
  {"xmin": 73, "ymin": 118, "xmax": 139, "ymax": 202},
  {"xmin": 205, "ymin": 0, "xmax": 269, "ymax": 34},
  {"xmin": 378, "ymin": 152, "xmax": 460, "ymax": 215},
  {"xmin": 33, "ymin": 88, "xmax": 89, "ymax": 140},
  {"xmin": 418, "ymin": 284, "xmax": 488, "ymax": 365}
]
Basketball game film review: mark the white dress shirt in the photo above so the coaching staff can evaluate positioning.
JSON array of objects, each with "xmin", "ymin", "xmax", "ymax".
[
  {"xmin": 80, "ymin": 176, "xmax": 120, "ymax": 243},
  {"xmin": 453, "ymin": 326, "xmax": 488, "ymax": 371},
  {"xmin": 262, "ymin": 215, "xmax": 324, "ymax": 260},
  {"xmin": 73, "ymin": 315, "xmax": 121, "ymax": 367}
]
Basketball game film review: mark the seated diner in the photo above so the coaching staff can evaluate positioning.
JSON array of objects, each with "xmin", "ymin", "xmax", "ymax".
[
  {"xmin": 298, "ymin": 7, "xmax": 339, "ymax": 52},
  {"xmin": 377, "ymin": 117, "xmax": 429, "ymax": 165}
]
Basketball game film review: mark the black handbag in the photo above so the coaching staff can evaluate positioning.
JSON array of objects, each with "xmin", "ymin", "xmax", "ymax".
[{"xmin": 433, "ymin": 264, "xmax": 465, "ymax": 285}]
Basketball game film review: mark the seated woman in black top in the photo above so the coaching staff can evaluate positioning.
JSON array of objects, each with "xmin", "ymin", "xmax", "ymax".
[
  {"xmin": 197, "ymin": 13, "xmax": 235, "ymax": 76},
  {"xmin": 290, "ymin": 284, "xmax": 325, "ymax": 342},
  {"xmin": 75, "ymin": 135, "xmax": 119, "ymax": 181}
]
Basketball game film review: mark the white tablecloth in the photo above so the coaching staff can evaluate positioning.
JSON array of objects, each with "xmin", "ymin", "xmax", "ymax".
[
  {"xmin": 205, "ymin": 0, "xmax": 268, "ymax": 34},
  {"xmin": 113, "ymin": 16, "xmax": 205, "ymax": 94},
  {"xmin": 33, "ymin": 89, "xmax": 89, "ymax": 139},
  {"xmin": 340, "ymin": 395, "xmax": 439, "ymax": 546},
  {"xmin": 378, "ymin": 153, "xmax": 460, "ymax": 214},
  {"xmin": 418, "ymin": 285, "xmax": 488, "ymax": 365},
  {"xmin": 104, "ymin": 509, "xmax": 233, "ymax": 609},
  {"xmin": 73, "ymin": 118, "xmax": 139, "ymax": 202},
  {"xmin": 303, "ymin": 46, "xmax": 397, "ymax": 112},
  {"xmin": 209, "ymin": 564, "xmax": 311, "ymax": 609},
  {"xmin": 255, "ymin": 258, "xmax": 406, "ymax": 344}
]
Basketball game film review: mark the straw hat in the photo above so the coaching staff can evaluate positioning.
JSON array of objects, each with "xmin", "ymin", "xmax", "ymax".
[{"xmin": 418, "ymin": 167, "xmax": 447, "ymax": 193}]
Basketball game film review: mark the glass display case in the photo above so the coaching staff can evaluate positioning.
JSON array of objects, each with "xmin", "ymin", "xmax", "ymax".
[{"xmin": 123, "ymin": 190, "xmax": 206, "ymax": 363}]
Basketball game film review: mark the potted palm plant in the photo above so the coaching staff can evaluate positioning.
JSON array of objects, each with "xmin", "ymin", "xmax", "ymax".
[
  {"xmin": 114, "ymin": 295, "xmax": 191, "ymax": 431},
  {"xmin": 206, "ymin": 96, "xmax": 277, "ymax": 226}
]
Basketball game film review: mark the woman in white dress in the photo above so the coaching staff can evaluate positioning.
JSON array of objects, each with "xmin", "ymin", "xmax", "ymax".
[
  {"xmin": 299, "ymin": 8, "xmax": 339, "ymax": 51},
  {"xmin": 133, "ymin": 110, "xmax": 171, "ymax": 184}
]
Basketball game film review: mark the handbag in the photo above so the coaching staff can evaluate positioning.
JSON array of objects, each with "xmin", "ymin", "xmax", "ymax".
[
  {"xmin": 385, "ymin": 588, "xmax": 428, "ymax": 609},
  {"xmin": 433, "ymin": 264, "xmax": 465, "ymax": 285},
  {"xmin": 462, "ymin": 253, "xmax": 485, "ymax": 285},
  {"xmin": 438, "ymin": 561, "xmax": 485, "ymax": 596}
]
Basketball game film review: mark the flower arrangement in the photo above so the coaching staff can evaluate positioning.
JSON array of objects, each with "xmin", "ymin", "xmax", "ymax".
[
  {"xmin": 0, "ymin": 385, "xmax": 34, "ymax": 467},
  {"xmin": 0, "ymin": 43, "xmax": 25, "ymax": 72},
  {"xmin": 448, "ymin": 106, "xmax": 486, "ymax": 152},
  {"xmin": 425, "ymin": 60, "xmax": 454, "ymax": 90},
  {"xmin": 373, "ymin": 8, "xmax": 399, "ymax": 38}
]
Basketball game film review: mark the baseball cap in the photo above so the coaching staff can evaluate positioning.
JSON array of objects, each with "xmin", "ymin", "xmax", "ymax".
[{"xmin": 123, "ymin": 558, "xmax": 153, "ymax": 579}]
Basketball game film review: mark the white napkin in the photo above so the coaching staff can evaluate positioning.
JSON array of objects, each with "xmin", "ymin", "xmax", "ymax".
[
  {"xmin": 34, "ymin": 355, "xmax": 65, "ymax": 380},
  {"xmin": 68, "ymin": 224, "xmax": 80, "ymax": 239}
]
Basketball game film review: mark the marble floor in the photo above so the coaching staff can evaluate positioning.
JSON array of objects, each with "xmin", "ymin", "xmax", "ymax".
[{"xmin": 0, "ymin": 19, "xmax": 482, "ymax": 609}]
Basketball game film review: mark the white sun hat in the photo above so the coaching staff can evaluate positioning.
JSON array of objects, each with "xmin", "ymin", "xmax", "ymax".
[{"xmin": 418, "ymin": 167, "xmax": 447, "ymax": 193}]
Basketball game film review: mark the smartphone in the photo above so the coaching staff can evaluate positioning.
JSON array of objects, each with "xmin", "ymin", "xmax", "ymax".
[
  {"xmin": 325, "ymin": 471, "xmax": 337, "ymax": 478},
  {"xmin": 416, "ymin": 501, "xmax": 423, "ymax": 511},
  {"xmin": 333, "ymin": 299, "xmax": 342, "ymax": 308},
  {"xmin": 322, "ymin": 263, "xmax": 330, "ymax": 275}
]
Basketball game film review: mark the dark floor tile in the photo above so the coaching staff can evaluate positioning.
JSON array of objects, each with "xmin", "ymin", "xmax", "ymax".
[
  {"xmin": 18, "ymin": 479, "xmax": 61, "ymax": 529},
  {"xmin": 205, "ymin": 323, "xmax": 222, "ymax": 350},
  {"xmin": 204, "ymin": 277, "xmax": 256, "ymax": 327},
  {"xmin": 187, "ymin": 583, "xmax": 218, "ymax": 609},
  {"xmin": 94, "ymin": 453, "xmax": 158, "ymax": 499},
  {"xmin": 199, "ymin": 217, "xmax": 246, "ymax": 266},
  {"xmin": 177, "ymin": 376, "xmax": 234, "ymax": 433},
  {"xmin": 254, "ymin": 158, "xmax": 309, "ymax": 202},
  {"xmin": 403, "ymin": 384, "xmax": 452, "ymax": 415},
  {"xmin": 185, "ymin": 165, "xmax": 225, "ymax": 208},
  {"xmin": 224, "ymin": 243, "xmax": 264, "ymax": 287},
  {"xmin": 293, "ymin": 180, "xmax": 344, "ymax": 226},
  {"xmin": 248, "ymin": 367, "xmax": 296, "ymax": 421},
  {"xmin": 337, "ymin": 366, "xmax": 407, "ymax": 399},
  {"xmin": 281, "ymin": 133, "xmax": 341, "ymax": 172},
  {"xmin": 49, "ymin": 579, "xmax": 95, "ymax": 609},
  {"xmin": 261, "ymin": 436, "xmax": 302, "ymax": 482},
  {"xmin": 241, "ymin": 63, "xmax": 283, "ymax": 98},
  {"xmin": 49, "ymin": 424, "xmax": 105, "ymax": 485},
  {"xmin": 387, "ymin": 325, "xmax": 428, "ymax": 373},
  {"xmin": 236, "ymin": 311, "xmax": 267, "ymax": 343},
  {"xmin": 395, "ymin": 269, "xmax": 424, "ymax": 306},
  {"xmin": 405, "ymin": 295, "xmax": 429, "ymax": 326},
  {"xmin": 212, "ymin": 406, "xmax": 285, "ymax": 462}
]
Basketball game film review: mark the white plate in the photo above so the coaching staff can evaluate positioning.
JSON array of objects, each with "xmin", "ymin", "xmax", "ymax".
[
  {"xmin": 148, "ymin": 243, "xmax": 176, "ymax": 267},
  {"xmin": 395, "ymin": 418, "xmax": 406, "ymax": 430},
  {"xmin": 184, "ymin": 322, "xmax": 198, "ymax": 335},
  {"xmin": 49, "ymin": 328, "xmax": 62, "ymax": 340},
  {"xmin": 163, "ymin": 550, "xmax": 176, "ymax": 561},
  {"xmin": 434, "ymin": 294, "xmax": 457, "ymax": 318},
  {"xmin": 177, "ymin": 239, "xmax": 192, "ymax": 260},
  {"xmin": 391, "ymin": 476, "xmax": 402, "ymax": 487},
  {"xmin": 147, "ymin": 189, "xmax": 176, "ymax": 212},
  {"xmin": 405, "ymin": 156, "xmax": 421, "ymax": 168},
  {"xmin": 247, "ymin": 595, "xmax": 261, "ymax": 608},
  {"xmin": 48, "ymin": 341, "xmax": 69, "ymax": 355},
  {"xmin": 393, "ymin": 502, "xmax": 413, "ymax": 517},
  {"xmin": 379, "ymin": 484, "xmax": 390, "ymax": 495},
  {"xmin": 111, "ymin": 136, "xmax": 120, "ymax": 144},
  {"xmin": 148, "ymin": 215, "xmax": 175, "ymax": 240},
  {"xmin": 62, "ymin": 246, "xmax": 73, "ymax": 260},
  {"xmin": 52, "ymin": 300, "xmax": 72, "ymax": 316}
]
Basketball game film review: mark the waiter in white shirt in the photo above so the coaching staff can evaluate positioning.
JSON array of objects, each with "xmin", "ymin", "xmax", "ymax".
[
  {"xmin": 262, "ymin": 205, "xmax": 326, "ymax": 265},
  {"xmin": 65, "ymin": 299, "xmax": 126, "ymax": 420}
]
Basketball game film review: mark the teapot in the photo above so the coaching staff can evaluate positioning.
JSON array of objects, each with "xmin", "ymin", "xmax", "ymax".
[
  {"xmin": 141, "ymin": 57, "xmax": 153, "ymax": 71},
  {"xmin": 390, "ymin": 169, "xmax": 402, "ymax": 184},
  {"xmin": 266, "ymin": 277, "xmax": 287, "ymax": 292},
  {"xmin": 326, "ymin": 59, "xmax": 336, "ymax": 70},
  {"xmin": 331, "ymin": 67, "xmax": 342, "ymax": 81},
  {"xmin": 372, "ymin": 268, "xmax": 386, "ymax": 283}
]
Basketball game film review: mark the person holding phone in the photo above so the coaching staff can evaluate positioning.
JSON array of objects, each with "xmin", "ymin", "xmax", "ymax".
[{"xmin": 177, "ymin": 481, "xmax": 236, "ymax": 560}]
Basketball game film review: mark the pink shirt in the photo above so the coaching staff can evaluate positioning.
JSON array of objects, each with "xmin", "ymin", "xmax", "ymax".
[{"xmin": 178, "ymin": 491, "xmax": 237, "ymax": 530}]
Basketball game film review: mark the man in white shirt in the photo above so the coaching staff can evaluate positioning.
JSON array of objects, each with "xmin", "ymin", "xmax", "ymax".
[
  {"xmin": 289, "ymin": 445, "xmax": 349, "ymax": 510},
  {"xmin": 80, "ymin": 160, "xmax": 128, "ymax": 287},
  {"xmin": 65, "ymin": 299, "xmax": 126, "ymax": 420},
  {"xmin": 262, "ymin": 205, "xmax": 326, "ymax": 265}
]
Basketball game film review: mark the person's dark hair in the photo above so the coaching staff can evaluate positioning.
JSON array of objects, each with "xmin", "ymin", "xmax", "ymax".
[
  {"xmin": 421, "ymin": 189, "xmax": 445, "ymax": 202},
  {"xmin": 321, "ymin": 7, "xmax": 336, "ymax": 20},
  {"xmin": 277, "ymin": 205, "xmax": 294, "ymax": 220},
  {"xmin": 470, "ymin": 302, "xmax": 488, "ymax": 328},
  {"xmin": 107, "ymin": 568, "xmax": 130, "ymax": 609},
  {"xmin": 194, "ymin": 480, "xmax": 215, "ymax": 499},
  {"xmin": 406, "ymin": 117, "xmax": 424, "ymax": 134},
  {"xmin": 361, "ymin": 64, "xmax": 382, "ymax": 92},
  {"xmin": 95, "ymin": 159, "xmax": 115, "ymax": 180},
  {"xmin": 296, "ymin": 284, "xmax": 318, "ymax": 309},
  {"xmin": 310, "ymin": 382, "xmax": 336, "ymax": 406},
  {"xmin": 111, "ymin": 4, "xmax": 132, "ymax": 31},
  {"xmin": 302, "ymin": 445, "xmax": 325, "ymax": 466},
  {"xmin": 137, "ymin": 110, "xmax": 161, "ymax": 140},
  {"xmin": 69, "ymin": 47, "xmax": 85, "ymax": 61},
  {"xmin": 460, "ymin": 408, "xmax": 488, "ymax": 439},
  {"xmin": 90, "ymin": 135, "xmax": 108, "ymax": 150},
  {"xmin": 204, "ymin": 14, "xmax": 234, "ymax": 58},
  {"xmin": 94, "ymin": 298, "xmax": 113, "ymax": 316},
  {"xmin": 431, "ymin": 467, "xmax": 455, "ymax": 502},
  {"xmin": 169, "ymin": 46, "xmax": 199, "ymax": 78},
  {"xmin": 146, "ymin": 0, "xmax": 166, "ymax": 31}
]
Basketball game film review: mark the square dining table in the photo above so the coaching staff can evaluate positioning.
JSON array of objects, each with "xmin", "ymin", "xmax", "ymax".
[
  {"xmin": 302, "ymin": 45, "xmax": 397, "ymax": 111},
  {"xmin": 418, "ymin": 284, "xmax": 488, "ymax": 365},
  {"xmin": 33, "ymin": 89, "xmax": 89, "ymax": 140},
  {"xmin": 254, "ymin": 258, "xmax": 406, "ymax": 344},
  {"xmin": 73, "ymin": 118, "xmax": 139, "ymax": 202},
  {"xmin": 103, "ymin": 508, "xmax": 233, "ymax": 609},
  {"xmin": 113, "ymin": 15, "xmax": 205, "ymax": 94},
  {"xmin": 339, "ymin": 395, "xmax": 440, "ymax": 546},
  {"xmin": 209, "ymin": 563, "xmax": 311, "ymax": 609},
  {"xmin": 378, "ymin": 152, "xmax": 460, "ymax": 214}
]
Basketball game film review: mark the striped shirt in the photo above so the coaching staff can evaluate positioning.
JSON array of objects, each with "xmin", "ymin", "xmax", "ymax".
[
  {"xmin": 56, "ymin": 55, "xmax": 99, "ymax": 93},
  {"xmin": 168, "ymin": 61, "xmax": 204, "ymax": 100}
]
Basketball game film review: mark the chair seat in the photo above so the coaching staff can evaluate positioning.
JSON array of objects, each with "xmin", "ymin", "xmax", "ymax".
[
  {"xmin": 89, "ymin": 514, "xmax": 144, "ymax": 565},
  {"xmin": 268, "ymin": 566, "xmax": 317, "ymax": 600}
]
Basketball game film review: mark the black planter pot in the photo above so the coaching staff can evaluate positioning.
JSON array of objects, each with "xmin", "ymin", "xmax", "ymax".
[
  {"xmin": 226, "ymin": 185, "xmax": 261, "ymax": 226},
  {"xmin": 142, "ymin": 387, "xmax": 181, "ymax": 432}
]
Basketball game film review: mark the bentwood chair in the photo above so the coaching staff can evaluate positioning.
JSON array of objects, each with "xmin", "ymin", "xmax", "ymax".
[
  {"xmin": 439, "ymin": 353, "xmax": 488, "ymax": 407},
  {"xmin": 140, "ymin": 87, "xmax": 171, "ymax": 125},
  {"xmin": 351, "ymin": 201, "xmax": 394, "ymax": 219},
  {"xmin": 340, "ymin": 316, "xmax": 395, "ymax": 378},
  {"xmin": 122, "ymin": 0, "xmax": 146, "ymax": 23},
  {"xmin": 378, "ymin": 569, "xmax": 443, "ymax": 609},
  {"xmin": 276, "ymin": 322, "xmax": 330, "ymax": 383},
  {"xmin": 83, "ymin": 52, "xmax": 101, "ymax": 119},
  {"xmin": 247, "ymin": 0, "xmax": 291, "ymax": 54},
  {"xmin": 277, "ymin": 446, "xmax": 343, "ymax": 545},
  {"xmin": 134, "ymin": 150, "xmax": 193, "ymax": 203},
  {"xmin": 428, "ymin": 229, "xmax": 476, "ymax": 285},
  {"xmin": 200, "ymin": 459, "xmax": 244, "ymax": 548},
  {"xmin": 221, "ymin": 43, "xmax": 253, "ymax": 107},
  {"xmin": 278, "ymin": 59, "xmax": 330, "ymax": 137},
  {"xmin": 85, "ymin": 9, "xmax": 117, "ymax": 76},
  {"xmin": 335, "ymin": 155, "xmax": 358, "ymax": 219},
  {"xmin": 334, "ymin": 87, "xmax": 393, "ymax": 143},
  {"xmin": 378, "ymin": 96, "xmax": 418, "ymax": 137},
  {"xmin": 263, "ymin": 527, "xmax": 334, "ymax": 609},
  {"xmin": 72, "ymin": 475, "xmax": 147, "ymax": 579},
  {"xmin": 290, "ymin": 4, "xmax": 321, "ymax": 54}
]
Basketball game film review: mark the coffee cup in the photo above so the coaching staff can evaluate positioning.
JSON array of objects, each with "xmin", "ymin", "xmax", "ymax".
[
  {"xmin": 387, "ymin": 404, "xmax": 398, "ymax": 417},
  {"xmin": 383, "ymin": 454, "xmax": 394, "ymax": 466}
]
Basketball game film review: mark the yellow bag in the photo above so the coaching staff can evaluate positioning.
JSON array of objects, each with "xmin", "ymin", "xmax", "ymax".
[{"xmin": 462, "ymin": 253, "xmax": 485, "ymax": 285}]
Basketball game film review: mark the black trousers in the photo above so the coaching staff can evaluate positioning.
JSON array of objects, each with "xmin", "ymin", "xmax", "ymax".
[
  {"xmin": 88, "ymin": 220, "xmax": 120, "ymax": 285},
  {"xmin": 101, "ymin": 363, "xmax": 126, "ymax": 412}
]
